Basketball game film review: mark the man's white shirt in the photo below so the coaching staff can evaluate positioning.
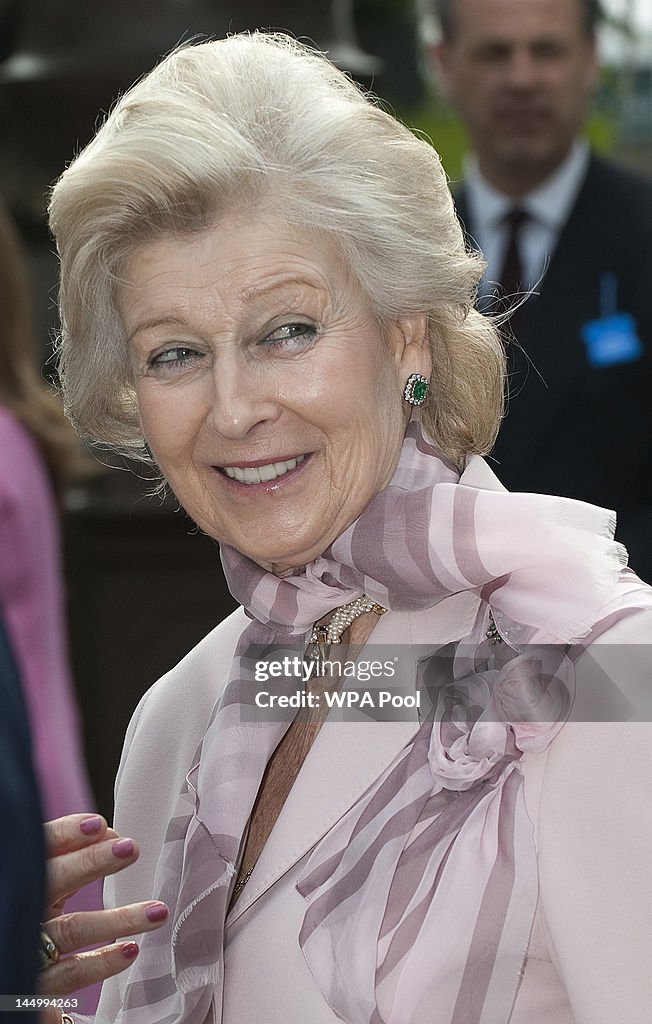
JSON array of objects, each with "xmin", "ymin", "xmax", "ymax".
[{"xmin": 462, "ymin": 139, "xmax": 590, "ymax": 297}]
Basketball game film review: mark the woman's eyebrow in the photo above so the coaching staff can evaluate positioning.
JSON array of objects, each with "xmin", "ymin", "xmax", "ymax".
[
  {"xmin": 127, "ymin": 315, "xmax": 188, "ymax": 343},
  {"xmin": 241, "ymin": 275, "xmax": 324, "ymax": 304}
]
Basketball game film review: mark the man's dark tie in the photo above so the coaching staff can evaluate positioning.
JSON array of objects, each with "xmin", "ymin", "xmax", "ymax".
[{"xmin": 498, "ymin": 207, "xmax": 528, "ymax": 304}]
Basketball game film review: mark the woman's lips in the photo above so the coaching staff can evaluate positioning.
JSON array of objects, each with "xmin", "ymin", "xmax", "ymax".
[{"xmin": 214, "ymin": 453, "xmax": 311, "ymax": 490}]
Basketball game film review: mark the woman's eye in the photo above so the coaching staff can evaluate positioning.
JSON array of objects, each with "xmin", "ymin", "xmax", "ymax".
[
  {"xmin": 263, "ymin": 322, "xmax": 318, "ymax": 350},
  {"xmin": 148, "ymin": 346, "xmax": 203, "ymax": 371}
]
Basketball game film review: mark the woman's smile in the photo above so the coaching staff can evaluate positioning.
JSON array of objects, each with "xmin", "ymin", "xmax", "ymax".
[{"xmin": 215, "ymin": 452, "xmax": 310, "ymax": 488}]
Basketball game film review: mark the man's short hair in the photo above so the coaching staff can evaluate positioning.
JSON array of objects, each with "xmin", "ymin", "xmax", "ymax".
[{"xmin": 435, "ymin": 0, "xmax": 603, "ymax": 41}]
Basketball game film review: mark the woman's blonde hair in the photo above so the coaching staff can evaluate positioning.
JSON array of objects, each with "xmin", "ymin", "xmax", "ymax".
[{"xmin": 49, "ymin": 31, "xmax": 504, "ymax": 466}]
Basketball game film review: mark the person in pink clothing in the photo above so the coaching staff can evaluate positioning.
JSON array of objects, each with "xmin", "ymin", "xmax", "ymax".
[
  {"xmin": 0, "ymin": 409, "xmax": 90, "ymax": 821},
  {"xmin": 0, "ymin": 199, "xmax": 101, "ymax": 1011}
]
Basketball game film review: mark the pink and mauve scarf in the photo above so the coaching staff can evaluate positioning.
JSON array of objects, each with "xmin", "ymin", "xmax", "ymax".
[{"xmin": 118, "ymin": 421, "xmax": 635, "ymax": 1024}]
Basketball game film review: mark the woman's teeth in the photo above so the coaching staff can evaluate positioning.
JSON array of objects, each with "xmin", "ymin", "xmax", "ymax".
[{"xmin": 223, "ymin": 454, "xmax": 305, "ymax": 484}]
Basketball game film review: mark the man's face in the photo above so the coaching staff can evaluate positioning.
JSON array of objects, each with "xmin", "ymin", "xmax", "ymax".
[{"xmin": 436, "ymin": 0, "xmax": 598, "ymax": 192}]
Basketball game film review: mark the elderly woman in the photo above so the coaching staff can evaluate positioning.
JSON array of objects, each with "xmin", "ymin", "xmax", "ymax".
[{"xmin": 42, "ymin": 32, "xmax": 652, "ymax": 1024}]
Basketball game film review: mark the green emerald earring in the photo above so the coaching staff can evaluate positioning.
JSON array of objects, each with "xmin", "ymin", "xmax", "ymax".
[{"xmin": 403, "ymin": 373, "xmax": 430, "ymax": 407}]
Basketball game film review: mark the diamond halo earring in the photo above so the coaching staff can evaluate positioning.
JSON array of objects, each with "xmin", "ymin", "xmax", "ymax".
[{"xmin": 403, "ymin": 373, "xmax": 430, "ymax": 407}]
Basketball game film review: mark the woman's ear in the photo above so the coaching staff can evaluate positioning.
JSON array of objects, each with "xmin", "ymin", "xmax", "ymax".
[{"xmin": 390, "ymin": 314, "xmax": 432, "ymax": 380}]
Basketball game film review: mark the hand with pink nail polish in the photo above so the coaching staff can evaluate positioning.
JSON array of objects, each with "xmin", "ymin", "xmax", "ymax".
[{"xmin": 39, "ymin": 813, "xmax": 168, "ymax": 1015}]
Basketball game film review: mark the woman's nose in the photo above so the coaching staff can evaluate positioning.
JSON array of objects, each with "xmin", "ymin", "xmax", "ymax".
[{"xmin": 205, "ymin": 358, "xmax": 281, "ymax": 440}]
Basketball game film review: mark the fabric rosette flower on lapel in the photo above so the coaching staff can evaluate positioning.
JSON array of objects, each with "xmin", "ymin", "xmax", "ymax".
[
  {"xmin": 426, "ymin": 645, "xmax": 575, "ymax": 791},
  {"xmin": 427, "ymin": 670, "xmax": 520, "ymax": 790}
]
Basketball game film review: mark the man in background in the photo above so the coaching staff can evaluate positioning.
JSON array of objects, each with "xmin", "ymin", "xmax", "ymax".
[{"xmin": 435, "ymin": 0, "xmax": 652, "ymax": 581}]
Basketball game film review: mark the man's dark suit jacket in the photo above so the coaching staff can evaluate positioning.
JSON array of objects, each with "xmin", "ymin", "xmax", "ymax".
[
  {"xmin": 0, "ymin": 614, "xmax": 44, "ymax": 1020},
  {"xmin": 455, "ymin": 154, "xmax": 652, "ymax": 582}
]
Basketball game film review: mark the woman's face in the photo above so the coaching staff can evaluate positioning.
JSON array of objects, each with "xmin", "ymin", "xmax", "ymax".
[{"xmin": 121, "ymin": 215, "xmax": 430, "ymax": 573}]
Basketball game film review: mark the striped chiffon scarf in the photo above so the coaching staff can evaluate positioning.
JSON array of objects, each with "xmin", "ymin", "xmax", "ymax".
[{"xmin": 118, "ymin": 420, "xmax": 630, "ymax": 1024}]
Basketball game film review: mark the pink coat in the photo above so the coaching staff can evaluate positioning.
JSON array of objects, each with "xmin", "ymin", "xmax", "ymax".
[
  {"xmin": 0, "ymin": 407, "xmax": 101, "ymax": 1011},
  {"xmin": 0, "ymin": 407, "xmax": 93, "ymax": 820}
]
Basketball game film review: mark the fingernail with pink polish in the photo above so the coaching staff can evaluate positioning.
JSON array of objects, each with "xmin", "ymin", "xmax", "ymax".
[
  {"xmin": 80, "ymin": 815, "xmax": 103, "ymax": 835},
  {"xmin": 121, "ymin": 942, "xmax": 139, "ymax": 961},
  {"xmin": 112, "ymin": 838, "xmax": 135, "ymax": 858},
  {"xmin": 145, "ymin": 903, "xmax": 168, "ymax": 923}
]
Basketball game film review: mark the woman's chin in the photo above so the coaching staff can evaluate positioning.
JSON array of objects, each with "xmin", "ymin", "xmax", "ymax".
[
  {"xmin": 242, "ymin": 545, "xmax": 325, "ymax": 576},
  {"xmin": 250, "ymin": 552, "xmax": 315, "ymax": 576},
  {"xmin": 270, "ymin": 561, "xmax": 304, "ymax": 577}
]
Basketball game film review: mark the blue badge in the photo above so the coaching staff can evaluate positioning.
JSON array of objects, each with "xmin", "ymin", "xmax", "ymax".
[{"xmin": 581, "ymin": 273, "xmax": 644, "ymax": 368}]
